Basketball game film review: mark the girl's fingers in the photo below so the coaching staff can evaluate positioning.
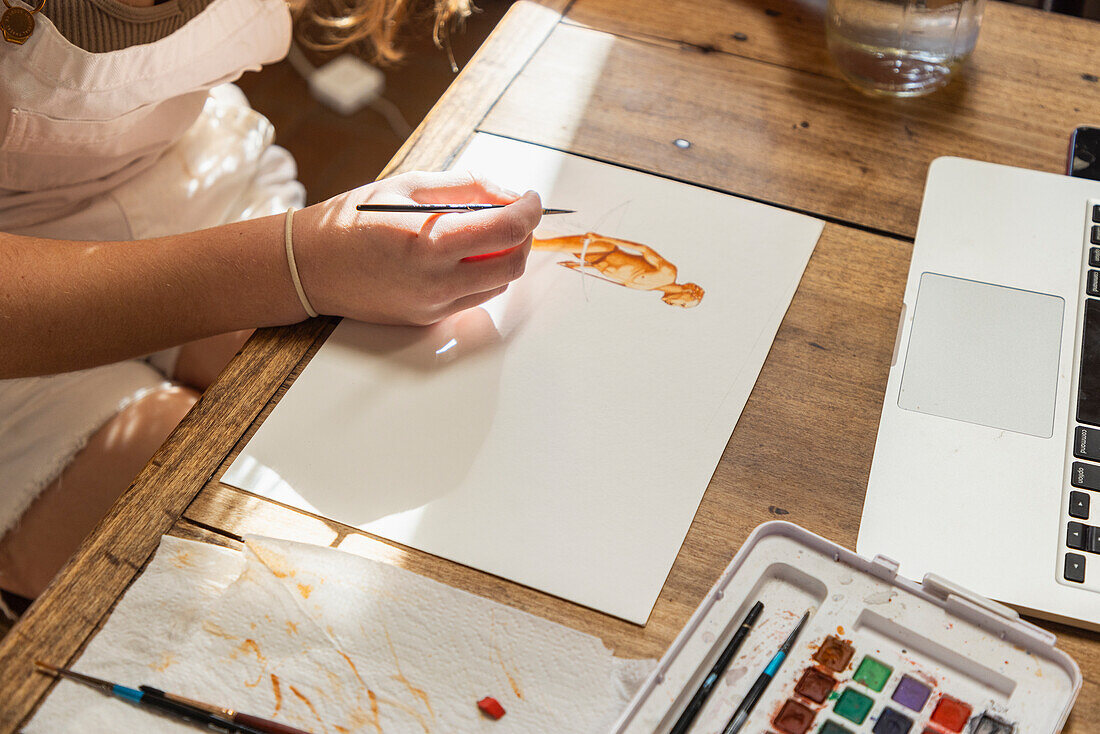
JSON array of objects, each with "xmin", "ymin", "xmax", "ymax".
[
  {"xmin": 430, "ymin": 191, "xmax": 543, "ymax": 259},
  {"xmin": 457, "ymin": 236, "xmax": 532, "ymax": 293},
  {"xmin": 400, "ymin": 170, "xmax": 520, "ymax": 206}
]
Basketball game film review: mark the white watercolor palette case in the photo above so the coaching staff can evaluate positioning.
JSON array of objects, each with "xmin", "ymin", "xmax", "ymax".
[{"xmin": 612, "ymin": 522, "xmax": 1080, "ymax": 734}]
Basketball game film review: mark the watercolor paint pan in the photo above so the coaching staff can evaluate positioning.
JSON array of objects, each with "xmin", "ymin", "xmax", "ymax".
[{"xmin": 609, "ymin": 521, "xmax": 1080, "ymax": 734}]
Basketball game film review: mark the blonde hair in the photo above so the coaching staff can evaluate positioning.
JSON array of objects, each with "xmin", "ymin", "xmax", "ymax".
[{"xmin": 288, "ymin": 0, "xmax": 474, "ymax": 65}]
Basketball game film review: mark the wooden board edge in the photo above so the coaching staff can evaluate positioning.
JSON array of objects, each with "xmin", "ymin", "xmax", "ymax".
[{"xmin": 381, "ymin": 0, "xmax": 571, "ymax": 177}]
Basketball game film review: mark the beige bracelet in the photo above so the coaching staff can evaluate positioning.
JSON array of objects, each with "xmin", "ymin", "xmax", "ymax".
[{"xmin": 284, "ymin": 207, "xmax": 319, "ymax": 318}]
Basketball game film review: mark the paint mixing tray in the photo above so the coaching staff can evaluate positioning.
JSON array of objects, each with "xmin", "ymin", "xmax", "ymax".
[{"xmin": 611, "ymin": 521, "xmax": 1080, "ymax": 733}]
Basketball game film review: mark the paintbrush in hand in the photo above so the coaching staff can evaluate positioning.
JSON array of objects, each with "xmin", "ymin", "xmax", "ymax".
[{"xmin": 355, "ymin": 203, "xmax": 574, "ymax": 215}]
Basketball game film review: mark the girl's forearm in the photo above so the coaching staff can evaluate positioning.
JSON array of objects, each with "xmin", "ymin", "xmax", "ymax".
[{"xmin": 0, "ymin": 214, "xmax": 305, "ymax": 378}]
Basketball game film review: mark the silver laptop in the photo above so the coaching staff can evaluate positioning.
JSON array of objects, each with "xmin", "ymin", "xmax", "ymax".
[{"xmin": 859, "ymin": 156, "xmax": 1100, "ymax": 630}]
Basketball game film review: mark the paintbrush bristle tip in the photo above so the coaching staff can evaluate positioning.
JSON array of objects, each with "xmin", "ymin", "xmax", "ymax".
[{"xmin": 34, "ymin": 660, "xmax": 58, "ymax": 673}]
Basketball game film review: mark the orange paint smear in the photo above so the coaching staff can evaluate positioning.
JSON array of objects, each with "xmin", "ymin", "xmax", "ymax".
[
  {"xmin": 231, "ymin": 639, "xmax": 266, "ymax": 687},
  {"xmin": 390, "ymin": 672, "xmax": 432, "ymax": 719},
  {"xmin": 371, "ymin": 691, "xmax": 431, "ymax": 733},
  {"xmin": 836, "ymin": 626, "xmax": 845, "ymax": 636},
  {"xmin": 290, "ymin": 685, "xmax": 327, "ymax": 732},
  {"xmin": 237, "ymin": 638, "xmax": 266, "ymax": 664},
  {"xmin": 384, "ymin": 630, "xmax": 433, "ymax": 718},
  {"xmin": 490, "ymin": 612, "xmax": 524, "ymax": 700},
  {"xmin": 367, "ymin": 690, "xmax": 382, "ymax": 734},
  {"xmin": 297, "ymin": 583, "xmax": 313, "ymax": 599},
  {"xmin": 507, "ymin": 671, "xmax": 524, "ymax": 700},
  {"xmin": 287, "ymin": 620, "xmax": 299, "ymax": 635},
  {"xmin": 202, "ymin": 621, "xmax": 238, "ymax": 641},
  {"xmin": 250, "ymin": 545, "xmax": 297, "ymax": 579},
  {"xmin": 150, "ymin": 652, "xmax": 176, "ymax": 672},
  {"xmin": 339, "ymin": 651, "xmax": 366, "ymax": 688},
  {"xmin": 271, "ymin": 674, "xmax": 283, "ymax": 715}
]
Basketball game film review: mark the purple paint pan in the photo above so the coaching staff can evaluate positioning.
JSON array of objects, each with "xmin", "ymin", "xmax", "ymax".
[{"xmin": 892, "ymin": 675, "xmax": 931, "ymax": 712}]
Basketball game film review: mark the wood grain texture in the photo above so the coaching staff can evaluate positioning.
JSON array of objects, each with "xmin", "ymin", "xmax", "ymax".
[
  {"xmin": 169, "ymin": 519, "xmax": 245, "ymax": 551},
  {"xmin": 482, "ymin": 7, "xmax": 1100, "ymax": 238},
  {"xmin": 567, "ymin": 0, "xmax": 1099, "ymax": 92}
]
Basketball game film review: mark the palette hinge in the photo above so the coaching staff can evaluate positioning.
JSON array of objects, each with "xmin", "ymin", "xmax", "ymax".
[
  {"xmin": 941, "ymin": 592, "xmax": 1058, "ymax": 650},
  {"xmin": 868, "ymin": 554, "xmax": 900, "ymax": 581},
  {"xmin": 921, "ymin": 574, "xmax": 1020, "ymax": 620}
]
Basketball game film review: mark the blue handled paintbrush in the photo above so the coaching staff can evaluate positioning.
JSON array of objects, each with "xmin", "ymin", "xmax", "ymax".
[
  {"xmin": 669, "ymin": 600, "xmax": 764, "ymax": 734},
  {"xmin": 721, "ymin": 610, "xmax": 810, "ymax": 734},
  {"xmin": 35, "ymin": 661, "xmax": 270, "ymax": 734}
]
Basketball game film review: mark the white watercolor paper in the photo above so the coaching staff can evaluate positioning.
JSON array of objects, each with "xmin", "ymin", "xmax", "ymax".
[
  {"xmin": 224, "ymin": 133, "xmax": 823, "ymax": 624},
  {"xmin": 28, "ymin": 535, "xmax": 654, "ymax": 733}
]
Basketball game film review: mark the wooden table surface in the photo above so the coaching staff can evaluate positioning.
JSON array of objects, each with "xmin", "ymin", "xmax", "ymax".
[{"xmin": 3, "ymin": 0, "xmax": 1099, "ymax": 730}]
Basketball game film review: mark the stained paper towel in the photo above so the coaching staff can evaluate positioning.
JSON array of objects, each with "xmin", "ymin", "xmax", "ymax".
[{"xmin": 28, "ymin": 535, "xmax": 655, "ymax": 733}]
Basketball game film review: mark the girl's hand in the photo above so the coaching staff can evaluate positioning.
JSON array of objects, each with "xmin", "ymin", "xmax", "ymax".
[{"xmin": 293, "ymin": 171, "xmax": 542, "ymax": 325}]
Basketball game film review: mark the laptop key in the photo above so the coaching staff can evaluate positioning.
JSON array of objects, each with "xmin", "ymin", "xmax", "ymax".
[
  {"xmin": 1065, "ymin": 553, "xmax": 1086, "ymax": 583},
  {"xmin": 1089, "ymin": 270, "xmax": 1100, "ymax": 297},
  {"xmin": 1071, "ymin": 461, "xmax": 1100, "ymax": 492},
  {"xmin": 1093, "ymin": 226, "xmax": 1100, "ymax": 245},
  {"xmin": 1092, "ymin": 248, "xmax": 1100, "ymax": 268},
  {"xmin": 1069, "ymin": 490, "xmax": 1090, "ymax": 519},
  {"xmin": 1068, "ymin": 521, "xmax": 1087, "ymax": 549},
  {"xmin": 1078, "ymin": 299, "xmax": 1100, "ymax": 427},
  {"xmin": 1094, "ymin": 204, "xmax": 1100, "ymax": 223},
  {"xmin": 1073, "ymin": 426, "xmax": 1100, "ymax": 461},
  {"xmin": 1089, "ymin": 526, "xmax": 1100, "ymax": 555}
]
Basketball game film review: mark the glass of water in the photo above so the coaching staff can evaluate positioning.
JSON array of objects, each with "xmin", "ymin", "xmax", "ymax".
[{"xmin": 826, "ymin": 0, "xmax": 986, "ymax": 97}]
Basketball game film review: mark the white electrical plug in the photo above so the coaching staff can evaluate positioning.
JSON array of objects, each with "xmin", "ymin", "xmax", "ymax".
[{"xmin": 306, "ymin": 54, "xmax": 386, "ymax": 116}]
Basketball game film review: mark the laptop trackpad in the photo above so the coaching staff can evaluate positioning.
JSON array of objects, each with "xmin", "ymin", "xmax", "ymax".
[{"xmin": 899, "ymin": 273, "xmax": 1064, "ymax": 438}]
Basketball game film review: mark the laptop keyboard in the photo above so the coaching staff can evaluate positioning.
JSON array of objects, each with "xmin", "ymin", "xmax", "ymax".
[{"xmin": 1063, "ymin": 201, "xmax": 1100, "ymax": 587}]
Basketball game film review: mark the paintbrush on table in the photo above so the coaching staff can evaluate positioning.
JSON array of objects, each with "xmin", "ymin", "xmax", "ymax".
[
  {"xmin": 139, "ymin": 685, "xmax": 313, "ymax": 734},
  {"xmin": 355, "ymin": 203, "xmax": 574, "ymax": 215},
  {"xmin": 34, "ymin": 662, "xmax": 288, "ymax": 734}
]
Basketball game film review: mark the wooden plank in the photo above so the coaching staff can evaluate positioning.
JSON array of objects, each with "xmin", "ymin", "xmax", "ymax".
[
  {"xmin": 0, "ymin": 4, "xmax": 566, "ymax": 730},
  {"xmin": 381, "ymin": 0, "xmax": 572, "ymax": 177},
  {"xmin": 566, "ymin": 0, "xmax": 1100, "ymax": 95},
  {"xmin": 169, "ymin": 518, "xmax": 245, "ymax": 551},
  {"xmin": 480, "ymin": 16, "xmax": 1099, "ymax": 238}
]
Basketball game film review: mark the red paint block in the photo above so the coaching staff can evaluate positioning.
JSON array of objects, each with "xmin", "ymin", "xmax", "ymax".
[
  {"xmin": 930, "ymin": 696, "xmax": 971, "ymax": 732},
  {"xmin": 478, "ymin": 696, "xmax": 506, "ymax": 720}
]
